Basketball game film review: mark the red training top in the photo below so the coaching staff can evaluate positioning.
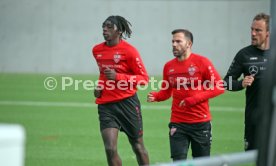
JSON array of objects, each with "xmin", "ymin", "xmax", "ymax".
[
  {"xmin": 151, "ymin": 53, "xmax": 224, "ymax": 123},
  {"xmin": 92, "ymin": 40, "xmax": 148, "ymax": 104}
]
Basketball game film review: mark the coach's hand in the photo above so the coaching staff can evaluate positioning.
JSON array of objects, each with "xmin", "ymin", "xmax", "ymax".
[
  {"xmin": 103, "ymin": 67, "xmax": 116, "ymax": 80},
  {"xmin": 242, "ymin": 75, "xmax": 255, "ymax": 88},
  {"xmin": 147, "ymin": 92, "xmax": 156, "ymax": 102}
]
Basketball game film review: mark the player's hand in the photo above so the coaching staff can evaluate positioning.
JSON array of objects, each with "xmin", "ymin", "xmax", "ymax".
[
  {"xmin": 103, "ymin": 67, "xmax": 116, "ymax": 80},
  {"xmin": 94, "ymin": 86, "xmax": 102, "ymax": 98},
  {"xmin": 179, "ymin": 100, "xmax": 186, "ymax": 107},
  {"xmin": 147, "ymin": 92, "xmax": 156, "ymax": 102},
  {"xmin": 242, "ymin": 75, "xmax": 255, "ymax": 88}
]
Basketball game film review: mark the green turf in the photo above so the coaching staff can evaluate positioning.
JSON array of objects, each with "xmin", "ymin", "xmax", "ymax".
[{"xmin": 0, "ymin": 73, "xmax": 253, "ymax": 166}]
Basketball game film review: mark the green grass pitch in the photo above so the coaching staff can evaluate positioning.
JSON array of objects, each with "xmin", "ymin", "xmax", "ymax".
[{"xmin": 0, "ymin": 73, "xmax": 252, "ymax": 166}]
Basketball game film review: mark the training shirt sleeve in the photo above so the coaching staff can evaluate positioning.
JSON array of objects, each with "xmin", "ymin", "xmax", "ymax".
[
  {"xmin": 223, "ymin": 51, "xmax": 244, "ymax": 91},
  {"xmin": 152, "ymin": 63, "xmax": 172, "ymax": 101},
  {"xmin": 184, "ymin": 58, "xmax": 225, "ymax": 106},
  {"xmin": 115, "ymin": 47, "xmax": 149, "ymax": 86},
  {"xmin": 96, "ymin": 74, "xmax": 105, "ymax": 89},
  {"xmin": 92, "ymin": 46, "xmax": 105, "ymax": 89}
]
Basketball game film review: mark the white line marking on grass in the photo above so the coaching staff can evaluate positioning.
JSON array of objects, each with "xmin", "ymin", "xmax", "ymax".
[
  {"xmin": 0, "ymin": 100, "xmax": 97, "ymax": 108},
  {"xmin": 0, "ymin": 100, "xmax": 244, "ymax": 112}
]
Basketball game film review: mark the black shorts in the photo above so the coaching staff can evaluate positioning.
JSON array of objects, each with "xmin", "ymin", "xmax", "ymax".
[
  {"xmin": 169, "ymin": 121, "xmax": 212, "ymax": 160},
  {"xmin": 98, "ymin": 94, "xmax": 143, "ymax": 139}
]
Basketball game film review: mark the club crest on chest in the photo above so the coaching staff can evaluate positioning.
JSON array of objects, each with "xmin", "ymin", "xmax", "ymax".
[
  {"xmin": 114, "ymin": 53, "xmax": 121, "ymax": 63},
  {"xmin": 188, "ymin": 65, "xmax": 196, "ymax": 76}
]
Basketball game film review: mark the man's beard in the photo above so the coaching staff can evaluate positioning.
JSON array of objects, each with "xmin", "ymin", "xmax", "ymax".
[{"xmin": 173, "ymin": 50, "xmax": 186, "ymax": 58}]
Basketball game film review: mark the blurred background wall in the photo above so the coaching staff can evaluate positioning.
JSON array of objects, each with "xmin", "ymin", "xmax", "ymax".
[{"xmin": 0, "ymin": 0, "xmax": 270, "ymax": 75}]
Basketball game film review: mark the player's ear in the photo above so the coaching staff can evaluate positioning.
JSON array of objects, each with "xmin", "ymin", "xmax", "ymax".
[
  {"xmin": 188, "ymin": 40, "xmax": 193, "ymax": 48},
  {"xmin": 266, "ymin": 31, "xmax": 270, "ymax": 38},
  {"xmin": 117, "ymin": 31, "xmax": 122, "ymax": 37}
]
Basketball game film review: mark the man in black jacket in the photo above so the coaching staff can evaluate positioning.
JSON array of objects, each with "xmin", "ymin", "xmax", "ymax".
[{"xmin": 224, "ymin": 13, "xmax": 270, "ymax": 151}]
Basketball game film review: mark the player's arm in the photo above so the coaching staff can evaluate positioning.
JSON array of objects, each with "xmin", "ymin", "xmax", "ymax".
[
  {"xmin": 148, "ymin": 65, "xmax": 172, "ymax": 102},
  {"xmin": 92, "ymin": 48, "xmax": 105, "ymax": 98},
  {"xmin": 223, "ymin": 52, "xmax": 244, "ymax": 91},
  {"xmin": 148, "ymin": 80, "xmax": 172, "ymax": 102},
  {"xmin": 180, "ymin": 59, "xmax": 224, "ymax": 107},
  {"xmin": 94, "ymin": 75, "xmax": 105, "ymax": 98}
]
